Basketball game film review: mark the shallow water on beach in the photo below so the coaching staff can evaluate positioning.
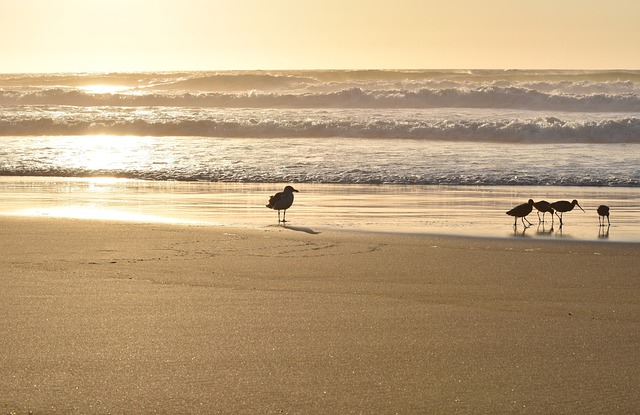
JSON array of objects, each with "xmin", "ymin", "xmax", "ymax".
[{"xmin": 1, "ymin": 177, "xmax": 638, "ymax": 242}]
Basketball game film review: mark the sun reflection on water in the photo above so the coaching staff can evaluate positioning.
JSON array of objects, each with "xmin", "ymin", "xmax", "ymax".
[
  {"xmin": 80, "ymin": 85, "xmax": 131, "ymax": 94},
  {"xmin": 15, "ymin": 205, "xmax": 197, "ymax": 224},
  {"xmin": 61, "ymin": 135, "xmax": 153, "ymax": 171}
]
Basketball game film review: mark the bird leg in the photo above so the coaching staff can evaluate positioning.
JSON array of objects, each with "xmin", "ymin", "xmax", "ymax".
[{"xmin": 555, "ymin": 212, "xmax": 563, "ymax": 226}]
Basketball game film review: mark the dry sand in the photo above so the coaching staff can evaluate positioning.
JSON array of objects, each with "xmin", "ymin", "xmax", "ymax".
[{"xmin": 1, "ymin": 216, "xmax": 639, "ymax": 414}]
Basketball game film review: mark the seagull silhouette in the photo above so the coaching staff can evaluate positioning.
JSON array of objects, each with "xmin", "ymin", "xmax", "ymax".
[{"xmin": 266, "ymin": 185, "xmax": 299, "ymax": 223}]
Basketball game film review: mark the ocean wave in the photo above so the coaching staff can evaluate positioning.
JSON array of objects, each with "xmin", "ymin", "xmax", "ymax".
[
  {"xmin": 5, "ymin": 69, "xmax": 640, "ymax": 86},
  {"xmin": 2, "ymin": 86, "xmax": 639, "ymax": 112},
  {"xmin": 1, "ymin": 70, "xmax": 639, "ymax": 187},
  {"xmin": 163, "ymin": 73, "xmax": 320, "ymax": 91},
  {"xmin": 1, "ymin": 108, "xmax": 638, "ymax": 143},
  {"xmin": 1, "ymin": 163, "xmax": 638, "ymax": 187}
]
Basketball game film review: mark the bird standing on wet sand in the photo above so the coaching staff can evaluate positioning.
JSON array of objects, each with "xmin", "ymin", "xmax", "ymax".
[
  {"xmin": 506, "ymin": 199, "xmax": 534, "ymax": 227},
  {"xmin": 266, "ymin": 185, "xmax": 299, "ymax": 223},
  {"xmin": 597, "ymin": 205, "xmax": 610, "ymax": 226},
  {"xmin": 550, "ymin": 199, "xmax": 585, "ymax": 226},
  {"xmin": 533, "ymin": 200, "xmax": 554, "ymax": 223}
]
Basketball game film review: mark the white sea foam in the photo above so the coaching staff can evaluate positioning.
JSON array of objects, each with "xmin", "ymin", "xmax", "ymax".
[
  {"xmin": 1, "ymin": 70, "xmax": 639, "ymax": 186},
  {"xmin": 1, "ymin": 83, "xmax": 639, "ymax": 112},
  {"xmin": 0, "ymin": 107, "xmax": 638, "ymax": 143},
  {"xmin": 1, "ymin": 70, "xmax": 639, "ymax": 142},
  {"xmin": 1, "ymin": 135, "xmax": 638, "ymax": 187}
]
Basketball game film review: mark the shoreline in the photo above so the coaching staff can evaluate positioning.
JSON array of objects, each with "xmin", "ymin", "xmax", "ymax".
[
  {"xmin": 1, "ymin": 176, "xmax": 639, "ymax": 242},
  {"xmin": 2, "ymin": 216, "xmax": 640, "ymax": 414}
]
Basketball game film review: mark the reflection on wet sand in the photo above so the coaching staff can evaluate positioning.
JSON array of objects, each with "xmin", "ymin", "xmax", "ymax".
[
  {"xmin": 599, "ymin": 225, "xmax": 611, "ymax": 239},
  {"xmin": 0, "ymin": 177, "xmax": 638, "ymax": 242}
]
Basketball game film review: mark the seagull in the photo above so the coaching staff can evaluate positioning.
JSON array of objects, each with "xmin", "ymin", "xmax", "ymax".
[
  {"xmin": 550, "ymin": 199, "xmax": 585, "ymax": 226},
  {"xmin": 597, "ymin": 205, "xmax": 610, "ymax": 226},
  {"xmin": 266, "ymin": 185, "xmax": 299, "ymax": 223},
  {"xmin": 506, "ymin": 199, "xmax": 534, "ymax": 228},
  {"xmin": 533, "ymin": 200, "xmax": 555, "ymax": 223}
]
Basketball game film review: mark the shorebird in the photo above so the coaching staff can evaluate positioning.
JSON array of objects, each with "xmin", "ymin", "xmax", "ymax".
[
  {"xmin": 597, "ymin": 205, "xmax": 610, "ymax": 226},
  {"xmin": 506, "ymin": 199, "xmax": 534, "ymax": 227},
  {"xmin": 533, "ymin": 200, "xmax": 554, "ymax": 223},
  {"xmin": 550, "ymin": 199, "xmax": 585, "ymax": 226},
  {"xmin": 266, "ymin": 185, "xmax": 299, "ymax": 223}
]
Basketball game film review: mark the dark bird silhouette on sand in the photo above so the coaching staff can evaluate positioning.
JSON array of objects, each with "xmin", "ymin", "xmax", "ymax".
[
  {"xmin": 550, "ymin": 199, "xmax": 585, "ymax": 226},
  {"xmin": 533, "ymin": 200, "xmax": 555, "ymax": 223},
  {"xmin": 266, "ymin": 185, "xmax": 299, "ymax": 223},
  {"xmin": 506, "ymin": 199, "xmax": 534, "ymax": 227},
  {"xmin": 597, "ymin": 205, "xmax": 610, "ymax": 226}
]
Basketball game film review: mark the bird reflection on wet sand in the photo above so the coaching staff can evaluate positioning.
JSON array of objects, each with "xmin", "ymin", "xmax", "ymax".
[
  {"xmin": 598, "ymin": 224, "xmax": 610, "ymax": 239},
  {"xmin": 536, "ymin": 222, "xmax": 554, "ymax": 236}
]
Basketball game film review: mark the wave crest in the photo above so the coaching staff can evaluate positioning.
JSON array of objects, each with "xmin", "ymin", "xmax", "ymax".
[
  {"xmin": 2, "ymin": 110, "xmax": 638, "ymax": 143},
  {"xmin": 2, "ymin": 85, "xmax": 639, "ymax": 112}
]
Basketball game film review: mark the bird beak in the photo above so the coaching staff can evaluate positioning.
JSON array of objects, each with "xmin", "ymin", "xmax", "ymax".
[
  {"xmin": 293, "ymin": 189, "xmax": 299, "ymax": 192},
  {"xmin": 577, "ymin": 203, "xmax": 585, "ymax": 212}
]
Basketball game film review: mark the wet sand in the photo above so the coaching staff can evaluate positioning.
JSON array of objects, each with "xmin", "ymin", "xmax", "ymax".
[
  {"xmin": 2, "ymin": 177, "xmax": 640, "ymax": 242},
  {"xmin": 2, "ymin": 215, "xmax": 640, "ymax": 414}
]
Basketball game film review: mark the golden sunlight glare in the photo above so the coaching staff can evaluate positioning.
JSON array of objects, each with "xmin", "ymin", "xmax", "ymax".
[
  {"xmin": 80, "ymin": 85, "xmax": 132, "ymax": 94},
  {"xmin": 68, "ymin": 135, "xmax": 152, "ymax": 171}
]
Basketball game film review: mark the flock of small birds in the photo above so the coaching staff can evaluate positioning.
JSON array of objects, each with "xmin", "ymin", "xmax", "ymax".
[
  {"xmin": 506, "ymin": 198, "xmax": 611, "ymax": 228},
  {"xmin": 265, "ymin": 185, "xmax": 613, "ymax": 230}
]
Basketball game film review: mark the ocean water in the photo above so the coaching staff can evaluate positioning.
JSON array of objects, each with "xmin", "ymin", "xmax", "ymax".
[
  {"xmin": 1, "ymin": 70, "xmax": 639, "ymax": 240},
  {"xmin": 1, "ymin": 69, "xmax": 639, "ymax": 185}
]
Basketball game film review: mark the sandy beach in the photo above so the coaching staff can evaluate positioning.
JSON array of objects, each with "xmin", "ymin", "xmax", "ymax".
[
  {"xmin": 2, "ymin": 215, "xmax": 639, "ymax": 414},
  {"xmin": 3, "ymin": 1, "xmax": 640, "ymax": 413}
]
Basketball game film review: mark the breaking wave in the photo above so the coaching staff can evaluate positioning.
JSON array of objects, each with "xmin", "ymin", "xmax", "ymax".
[
  {"xmin": 2, "ymin": 69, "xmax": 640, "ymax": 112},
  {"xmin": 1, "ymin": 107, "xmax": 638, "ymax": 143},
  {"xmin": 1, "ymin": 85, "xmax": 640, "ymax": 113},
  {"xmin": 1, "ymin": 70, "xmax": 639, "ymax": 186}
]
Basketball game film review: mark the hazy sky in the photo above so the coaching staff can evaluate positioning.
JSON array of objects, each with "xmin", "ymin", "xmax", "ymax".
[{"xmin": 1, "ymin": 0, "xmax": 638, "ymax": 73}]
